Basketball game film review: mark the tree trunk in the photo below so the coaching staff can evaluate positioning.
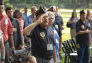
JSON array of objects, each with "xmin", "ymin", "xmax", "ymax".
[
  {"xmin": 42, "ymin": 0, "xmax": 46, "ymax": 7},
  {"xmin": 73, "ymin": 0, "xmax": 77, "ymax": 11}
]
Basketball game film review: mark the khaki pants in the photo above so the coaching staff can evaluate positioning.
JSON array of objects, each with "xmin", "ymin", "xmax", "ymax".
[{"xmin": 70, "ymin": 28, "xmax": 76, "ymax": 39}]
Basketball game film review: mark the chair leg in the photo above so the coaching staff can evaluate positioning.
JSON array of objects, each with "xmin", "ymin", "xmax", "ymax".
[{"xmin": 65, "ymin": 54, "xmax": 67, "ymax": 63}]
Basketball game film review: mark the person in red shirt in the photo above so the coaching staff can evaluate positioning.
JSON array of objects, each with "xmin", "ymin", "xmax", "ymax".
[{"xmin": 0, "ymin": 1, "xmax": 14, "ymax": 63}]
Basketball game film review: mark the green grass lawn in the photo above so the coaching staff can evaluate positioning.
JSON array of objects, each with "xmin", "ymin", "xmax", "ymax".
[{"xmin": 61, "ymin": 11, "xmax": 71, "ymax": 41}]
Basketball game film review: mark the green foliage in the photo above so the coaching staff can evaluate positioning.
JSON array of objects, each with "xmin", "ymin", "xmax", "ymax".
[{"xmin": 4, "ymin": 0, "xmax": 92, "ymax": 9}]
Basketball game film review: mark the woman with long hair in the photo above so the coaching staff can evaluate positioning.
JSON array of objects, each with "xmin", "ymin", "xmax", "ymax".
[{"xmin": 67, "ymin": 11, "xmax": 79, "ymax": 39}]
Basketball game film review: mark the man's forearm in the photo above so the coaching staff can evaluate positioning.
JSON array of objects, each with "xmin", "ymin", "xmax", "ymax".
[
  {"xmin": 77, "ymin": 30, "xmax": 88, "ymax": 34},
  {"xmin": 23, "ymin": 21, "xmax": 39, "ymax": 35},
  {"xmin": 53, "ymin": 47, "xmax": 57, "ymax": 63},
  {"xmin": 1, "ymin": 38, "xmax": 5, "ymax": 59},
  {"xmin": 59, "ymin": 36, "xmax": 62, "ymax": 51},
  {"xmin": 9, "ymin": 35, "xmax": 14, "ymax": 49}
]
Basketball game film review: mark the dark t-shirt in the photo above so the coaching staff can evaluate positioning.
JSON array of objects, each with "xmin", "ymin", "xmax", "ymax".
[
  {"xmin": 30, "ymin": 25, "xmax": 54, "ymax": 58},
  {"xmin": 76, "ymin": 19, "xmax": 90, "ymax": 47},
  {"xmin": 53, "ymin": 14, "xmax": 63, "ymax": 37}
]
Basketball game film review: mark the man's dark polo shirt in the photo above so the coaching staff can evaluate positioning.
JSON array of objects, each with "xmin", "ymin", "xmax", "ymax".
[
  {"xmin": 76, "ymin": 19, "xmax": 90, "ymax": 47},
  {"xmin": 53, "ymin": 14, "xmax": 63, "ymax": 37},
  {"xmin": 30, "ymin": 25, "xmax": 54, "ymax": 59}
]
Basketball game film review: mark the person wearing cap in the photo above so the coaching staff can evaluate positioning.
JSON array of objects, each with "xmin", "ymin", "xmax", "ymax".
[
  {"xmin": 0, "ymin": 0, "xmax": 14, "ymax": 63},
  {"xmin": 22, "ymin": 7, "xmax": 30, "ymax": 28},
  {"xmin": 24, "ymin": 7, "xmax": 56, "ymax": 63},
  {"xmin": 76, "ymin": 10, "xmax": 91, "ymax": 63}
]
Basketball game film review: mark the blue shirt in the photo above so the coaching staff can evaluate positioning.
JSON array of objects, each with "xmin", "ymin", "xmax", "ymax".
[
  {"xmin": 69, "ymin": 17, "xmax": 79, "ymax": 28},
  {"xmin": 27, "ymin": 15, "xmax": 34, "ymax": 26},
  {"xmin": 52, "ymin": 27, "xmax": 60, "ymax": 55},
  {"xmin": 47, "ymin": 27, "xmax": 60, "ymax": 55},
  {"xmin": 22, "ymin": 13, "xmax": 30, "ymax": 27}
]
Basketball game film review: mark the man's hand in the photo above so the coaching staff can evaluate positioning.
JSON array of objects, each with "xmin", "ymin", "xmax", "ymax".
[
  {"xmin": 77, "ymin": 29, "xmax": 90, "ymax": 34},
  {"xmin": 36, "ymin": 18, "xmax": 42, "ymax": 24},
  {"xmin": 36, "ymin": 14, "xmax": 45, "ymax": 24},
  {"xmin": 73, "ymin": 18, "xmax": 77, "ymax": 22},
  {"xmin": 9, "ymin": 35, "xmax": 15, "ymax": 52},
  {"xmin": 61, "ymin": 26, "xmax": 64, "ymax": 30},
  {"xmin": 85, "ymin": 29, "xmax": 90, "ymax": 33},
  {"xmin": 19, "ymin": 44, "xmax": 25, "ymax": 49},
  {"xmin": 11, "ymin": 47, "xmax": 15, "ymax": 51},
  {"xmin": 13, "ymin": 28, "xmax": 17, "ymax": 32},
  {"xmin": 1, "ymin": 61, "xmax": 5, "ymax": 63},
  {"xmin": 27, "ymin": 56, "xmax": 37, "ymax": 63}
]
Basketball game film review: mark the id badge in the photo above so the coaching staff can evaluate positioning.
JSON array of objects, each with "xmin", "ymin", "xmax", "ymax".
[
  {"xmin": 47, "ymin": 44, "xmax": 53, "ymax": 50},
  {"xmin": 56, "ymin": 39, "xmax": 59, "ymax": 44}
]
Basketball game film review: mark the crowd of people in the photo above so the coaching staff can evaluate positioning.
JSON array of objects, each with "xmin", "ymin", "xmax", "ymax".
[{"xmin": 0, "ymin": 0, "xmax": 92, "ymax": 63}]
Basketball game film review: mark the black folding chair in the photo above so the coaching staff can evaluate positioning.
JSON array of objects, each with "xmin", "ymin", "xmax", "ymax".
[
  {"xmin": 67, "ymin": 40, "xmax": 77, "ymax": 63},
  {"xmin": 62, "ymin": 39, "xmax": 78, "ymax": 63},
  {"xmin": 62, "ymin": 41, "xmax": 70, "ymax": 63}
]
